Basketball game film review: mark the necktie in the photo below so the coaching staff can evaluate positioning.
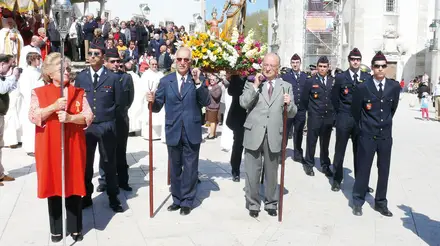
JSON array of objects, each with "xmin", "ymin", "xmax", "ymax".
[
  {"xmin": 378, "ymin": 82, "xmax": 383, "ymax": 98},
  {"xmin": 296, "ymin": 73, "xmax": 300, "ymax": 80},
  {"xmin": 93, "ymin": 73, "xmax": 99, "ymax": 88},
  {"xmin": 320, "ymin": 76, "xmax": 325, "ymax": 86},
  {"xmin": 180, "ymin": 76, "xmax": 185, "ymax": 95},
  {"xmin": 353, "ymin": 73, "xmax": 359, "ymax": 84},
  {"xmin": 268, "ymin": 81, "xmax": 273, "ymax": 99}
]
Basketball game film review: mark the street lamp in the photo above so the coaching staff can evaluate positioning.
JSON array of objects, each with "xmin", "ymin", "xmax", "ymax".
[
  {"xmin": 140, "ymin": 4, "xmax": 151, "ymax": 16},
  {"xmin": 50, "ymin": 1, "xmax": 73, "ymax": 246},
  {"xmin": 430, "ymin": 20, "xmax": 438, "ymax": 51}
]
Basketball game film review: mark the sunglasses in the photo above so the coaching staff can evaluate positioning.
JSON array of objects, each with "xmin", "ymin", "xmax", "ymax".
[
  {"xmin": 373, "ymin": 64, "xmax": 387, "ymax": 69},
  {"xmin": 88, "ymin": 51, "xmax": 101, "ymax": 57},
  {"xmin": 349, "ymin": 58, "xmax": 361, "ymax": 61},
  {"xmin": 176, "ymin": 57, "xmax": 190, "ymax": 63},
  {"xmin": 109, "ymin": 60, "xmax": 120, "ymax": 64}
]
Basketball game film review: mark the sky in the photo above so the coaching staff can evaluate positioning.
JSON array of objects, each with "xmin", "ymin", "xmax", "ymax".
[{"xmin": 206, "ymin": 0, "xmax": 268, "ymax": 16}]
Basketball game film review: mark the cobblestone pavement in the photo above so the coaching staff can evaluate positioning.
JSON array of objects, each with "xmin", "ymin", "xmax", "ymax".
[{"xmin": 0, "ymin": 94, "xmax": 439, "ymax": 246}]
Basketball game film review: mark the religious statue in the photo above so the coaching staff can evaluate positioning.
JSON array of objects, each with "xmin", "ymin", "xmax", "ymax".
[
  {"xmin": 205, "ymin": 7, "xmax": 224, "ymax": 37},
  {"xmin": 220, "ymin": 0, "xmax": 247, "ymax": 40}
]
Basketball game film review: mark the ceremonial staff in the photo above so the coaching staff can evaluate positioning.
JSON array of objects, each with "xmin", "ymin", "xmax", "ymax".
[
  {"xmin": 51, "ymin": 0, "xmax": 73, "ymax": 245},
  {"xmin": 148, "ymin": 80, "xmax": 154, "ymax": 218},
  {"xmin": 278, "ymin": 87, "xmax": 289, "ymax": 222}
]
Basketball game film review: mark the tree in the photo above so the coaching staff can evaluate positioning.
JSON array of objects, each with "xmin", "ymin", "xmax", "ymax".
[{"xmin": 244, "ymin": 10, "xmax": 268, "ymax": 43}]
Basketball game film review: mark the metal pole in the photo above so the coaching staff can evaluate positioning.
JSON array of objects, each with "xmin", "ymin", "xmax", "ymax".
[
  {"xmin": 149, "ymin": 101, "xmax": 154, "ymax": 218},
  {"xmin": 60, "ymin": 38, "xmax": 67, "ymax": 246},
  {"xmin": 431, "ymin": 0, "xmax": 440, "ymax": 93}
]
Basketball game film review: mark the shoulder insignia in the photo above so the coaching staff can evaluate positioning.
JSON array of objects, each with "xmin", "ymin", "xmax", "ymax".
[
  {"xmin": 307, "ymin": 75, "xmax": 311, "ymax": 78},
  {"xmin": 120, "ymin": 78, "xmax": 123, "ymax": 82}
]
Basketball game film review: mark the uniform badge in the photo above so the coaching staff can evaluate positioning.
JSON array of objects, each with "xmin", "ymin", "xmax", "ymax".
[
  {"xmin": 344, "ymin": 88, "xmax": 349, "ymax": 95},
  {"xmin": 75, "ymin": 101, "xmax": 81, "ymax": 113},
  {"xmin": 365, "ymin": 103, "xmax": 372, "ymax": 110},
  {"xmin": 314, "ymin": 93, "xmax": 318, "ymax": 99},
  {"xmin": 312, "ymin": 84, "xmax": 319, "ymax": 88},
  {"xmin": 358, "ymin": 79, "xmax": 363, "ymax": 83}
]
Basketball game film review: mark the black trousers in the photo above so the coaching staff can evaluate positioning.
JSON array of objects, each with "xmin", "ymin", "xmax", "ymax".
[
  {"xmin": 352, "ymin": 135, "xmax": 392, "ymax": 208},
  {"xmin": 85, "ymin": 121, "xmax": 119, "ymax": 198},
  {"xmin": 333, "ymin": 113, "xmax": 358, "ymax": 183},
  {"xmin": 286, "ymin": 110, "xmax": 306, "ymax": 160},
  {"xmin": 47, "ymin": 196, "xmax": 82, "ymax": 235},
  {"xmin": 304, "ymin": 116, "xmax": 333, "ymax": 168},
  {"xmin": 116, "ymin": 116, "xmax": 130, "ymax": 186},
  {"xmin": 230, "ymin": 128, "xmax": 244, "ymax": 177},
  {"xmin": 168, "ymin": 126, "xmax": 200, "ymax": 208}
]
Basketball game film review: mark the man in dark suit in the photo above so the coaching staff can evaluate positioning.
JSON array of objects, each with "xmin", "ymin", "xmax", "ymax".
[
  {"xmin": 301, "ymin": 56, "xmax": 334, "ymax": 177},
  {"xmin": 351, "ymin": 51, "xmax": 400, "ymax": 217},
  {"xmin": 137, "ymin": 20, "xmax": 150, "ymax": 55},
  {"xmin": 82, "ymin": 14, "xmax": 99, "ymax": 60},
  {"xmin": 74, "ymin": 43, "xmax": 123, "ymax": 213},
  {"xmin": 226, "ymin": 75, "xmax": 246, "ymax": 182},
  {"xmin": 148, "ymin": 34, "xmax": 164, "ymax": 60},
  {"xmin": 147, "ymin": 47, "xmax": 210, "ymax": 216},
  {"xmin": 125, "ymin": 40, "xmax": 139, "ymax": 62},
  {"xmin": 158, "ymin": 44, "xmax": 172, "ymax": 72},
  {"xmin": 281, "ymin": 53, "xmax": 308, "ymax": 163},
  {"xmin": 331, "ymin": 48, "xmax": 374, "ymax": 193}
]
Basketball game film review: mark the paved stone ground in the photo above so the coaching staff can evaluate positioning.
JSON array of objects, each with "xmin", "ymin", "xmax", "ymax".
[{"xmin": 0, "ymin": 94, "xmax": 439, "ymax": 246}]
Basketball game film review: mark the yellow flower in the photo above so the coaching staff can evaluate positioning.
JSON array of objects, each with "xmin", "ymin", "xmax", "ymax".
[
  {"xmin": 208, "ymin": 42, "xmax": 215, "ymax": 48},
  {"xmin": 203, "ymin": 60, "xmax": 210, "ymax": 67},
  {"xmin": 201, "ymin": 47, "xmax": 208, "ymax": 54}
]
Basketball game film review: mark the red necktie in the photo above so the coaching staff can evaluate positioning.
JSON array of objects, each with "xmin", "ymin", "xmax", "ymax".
[{"xmin": 268, "ymin": 81, "xmax": 273, "ymax": 99}]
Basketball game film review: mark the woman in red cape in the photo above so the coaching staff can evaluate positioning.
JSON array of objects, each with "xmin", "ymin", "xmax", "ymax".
[{"xmin": 29, "ymin": 53, "xmax": 93, "ymax": 243}]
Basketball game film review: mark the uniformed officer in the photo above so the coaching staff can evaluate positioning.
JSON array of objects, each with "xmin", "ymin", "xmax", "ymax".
[
  {"xmin": 330, "ymin": 48, "xmax": 374, "ymax": 192},
  {"xmin": 281, "ymin": 53, "xmax": 307, "ymax": 163},
  {"xmin": 300, "ymin": 56, "xmax": 334, "ymax": 177},
  {"xmin": 351, "ymin": 51, "xmax": 400, "ymax": 217},
  {"xmin": 75, "ymin": 43, "xmax": 124, "ymax": 212}
]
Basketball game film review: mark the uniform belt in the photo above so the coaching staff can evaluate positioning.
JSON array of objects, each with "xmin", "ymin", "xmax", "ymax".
[{"xmin": 359, "ymin": 131, "xmax": 391, "ymax": 140}]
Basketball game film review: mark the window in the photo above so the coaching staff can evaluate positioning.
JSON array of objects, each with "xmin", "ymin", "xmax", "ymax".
[{"xmin": 385, "ymin": 0, "xmax": 397, "ymax": 13}]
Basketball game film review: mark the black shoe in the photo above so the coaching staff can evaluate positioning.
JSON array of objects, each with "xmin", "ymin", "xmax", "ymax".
[
  {"xmin": 180, "ymin": 206, "xmax": 191, "ymax": 216},
  {"xmin": 374, "ymin": 206, "xmax": 393, "ymax": 217},
  {"xmin": 82, "ymin": 197, "xmax": 93, "ymax": 209},
  {"xmin": 303, "ymin": 166, "xmax": 315, "ymax": 176},
  {"xmin": 352, "ymin": 206, "xmax": 363, "ymax": 216},
  {"xmin": 71, "ymin": 233, "xmax": 83, "ymax": 242},
  {"xmin": 249, "ymin": 210, "xmax": 259, "ymax": 218},
  {"xmin": 120, "ymin": 184, "xmax": 133, "ymax": 192},
  {"xmin": 51, "ymin": 234, "xmax": 63, "ymax": 243},
  {"xmin": 96, "ymin": 184, "xmax": 106, "ymax": 192},
  {"xmin": 232, "ymin": 176, "xmax": 240, "ymax": 182},
  {"xmin": 322, "ymin": 166, "xmax": 333, "ymax": 177},
  {"xmin": 331, "ymin": 182, "xmax": 341, "ymax": 192},
  {"xmin": 167, "ymin": 204, "xmax": 181, "ymax": 211},
  {"xmin": 109, "ymin": 196, "xmax": 123, "ymax": 213},
  {"xmin": 265, "ymin": 208, "xmax": 277, "ymax": 217},
  {"xmin": 368, "ymin": 187, "xmax": 374, "ymax": 193},
  {"xmin": 27, "ymin": 152, "xmax": 35, "ymax": 157}
]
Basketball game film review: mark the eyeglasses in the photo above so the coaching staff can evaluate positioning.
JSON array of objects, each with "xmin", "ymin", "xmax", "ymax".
[
  {"xmin": 349, "ymin": 58, "xmax": 361, "ymax": 61},
  {"xmin": 373, "ymin": 64, "xmax": 387, "ymax": 69},
  {"xmin": 150, "ymin": 63, "xmax": 158, "ymax": 66},
  {"xmin": 262, "ymin": 64, "xmax": 278, "ymax": 69},
  {"xmin": 88, "ymin": 51, "xmax": 101, "ymax": 57},
  {"xmin": 109, "ymin": 59, "xmax": 120, "ymax": 64},
  {"xmin": 176, "ymin": 57, "xmax": 190, "ymax": 63}
]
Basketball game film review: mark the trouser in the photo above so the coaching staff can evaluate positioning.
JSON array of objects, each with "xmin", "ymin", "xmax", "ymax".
[
  {"xmin": 333, "ymin": 113, "xmax": 358, "ymax": 183},
  {"xmin": 0, "ymin": 116, "xmax": 4, "ymax": 178},
  {"xmin": 84, "ymin": 40, "xmax": 90, "ymax": 60},
  {"xmin": 435, "ymin": 96, "xmax": 440, "ymax": 118},
  {"xmin": 47, "ymin": 196, "xmax": 82, "ymax": 235},
  {"xmin": 230, "ymin": 128, "xmax": 244, "ymax": 177},
  {"xmin": 168, "ymin": 125, "xmax": 200, "ymax": 208},
  {"xmin": 85, "ymin": 121, "xmax": 119, "ymax": 198},
  {"xmin": 69, "ymin": 38, "xmax": 79, "ymax": 61},
  {"xmin": 304, "ymin": 115, "xmax": 333, "ymax": 168},
  {"xmin": 421, "ymin": 108, "xmax": 429, "ymax": 119},
  {"xmin": 352, "ymin": 135, "xmax": 392, "ymax": 207},
  {"xmin": 244, "ymin": 135, "xmax": 280, "ymax": 211},
  {"xmin": 285, "ymin": 109, "xmax": 306, "ymax": 160}
]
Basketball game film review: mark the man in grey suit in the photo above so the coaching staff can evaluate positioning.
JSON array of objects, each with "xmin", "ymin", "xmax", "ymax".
[{"xmin": 239, "ymin": 53, "xmax": 297, "ymax": 218}]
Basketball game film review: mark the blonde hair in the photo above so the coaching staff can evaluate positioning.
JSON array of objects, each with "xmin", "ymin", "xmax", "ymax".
[
  {"xmin": 94, "ymin": 28, "xmax": 102, "ymax": 36},
  {"xmin": 42, "ymin": 53, "xmax": 71, "ymax": 83}
]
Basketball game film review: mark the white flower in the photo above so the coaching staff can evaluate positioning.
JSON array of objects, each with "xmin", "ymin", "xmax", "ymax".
[
  {"xmin": 252, "ymin": 63, "xmax": 261, "ymax": 70},
  {"xmin": 230, "ymin": 27, "xmax": 239, "ymax": 44}
]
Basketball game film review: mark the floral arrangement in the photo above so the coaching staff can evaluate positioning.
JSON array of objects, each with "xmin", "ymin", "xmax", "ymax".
[{"xmin": 176, "ymin": 27, "xmax": 268, "ymax": 76}]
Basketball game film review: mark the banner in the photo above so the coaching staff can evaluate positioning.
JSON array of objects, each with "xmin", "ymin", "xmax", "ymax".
[{"xmin": 305, "ymin": 11, "xmax": 336, "ymax": 33}]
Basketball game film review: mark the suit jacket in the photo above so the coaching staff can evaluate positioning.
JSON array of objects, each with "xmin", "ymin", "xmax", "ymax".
[
  {"xmin": 83, "ymin": 21, "xmax": 99, "ymax": 41},
  {"xmin": 125, "ymin": 48, "xmax": 139, "ymax": 61},
  {"xmin": 332, "ymin": 70, "xmax": 370, "ymax": 114},
  {"xmin": 75, "ymin": 67, "xmax": 122, "ymax": 123},
  {"xmin": 226, "ymin": 75, "xmax": 246, "ymax": 131},
  {"xmin": 301, "ymin": 74, "xmax": 334, "ymax": 118},
  {"xmin": 239, "ymin": 78, "xmax": 297, "ymax": 152},
  {"xmin": 115, "ymin": 71, "xmax": 135, "ymax": 117},
  {"xmin": 152, "ymin": 72, "xmax": 210, "ymax": 146},
  {"xmin": 101, "ymin": 22, "xmax": 111, "ymax": 39}
]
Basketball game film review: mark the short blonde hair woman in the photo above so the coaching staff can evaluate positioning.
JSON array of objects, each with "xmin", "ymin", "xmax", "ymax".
[{"xmin": 29, "ymin": 53, "xmax": 93, "ymax": 243}]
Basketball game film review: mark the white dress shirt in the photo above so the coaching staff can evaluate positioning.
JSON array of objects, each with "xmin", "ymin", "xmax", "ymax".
[
  {"xmin": 373, "ymin": 78, "xmax": 386, "ymax": 91},
  {"xmin": 90, "ymin": 66, "xmax": 104, "ymax": 82},
  {"xmin": 176, "ymin": 72, "xmax": 188, "ymax": 93},
  {"xmin": 349, "ymin": 69, "xmax": 359, "ymax": 81}
]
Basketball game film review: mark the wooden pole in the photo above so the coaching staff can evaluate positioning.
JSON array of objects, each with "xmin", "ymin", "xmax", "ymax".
[
  {"xmin": 148, "ymin": 102, "xmax": 154, "ymax": 218},
  {"xmin": 278, "ymin": 94, "xmax": 288, "ymax": 222}
]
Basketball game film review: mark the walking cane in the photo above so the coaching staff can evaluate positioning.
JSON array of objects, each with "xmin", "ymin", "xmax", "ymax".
[
  {"xmin": 148, "ymin": 81, "xmax": 154, "ymax": 218},
  {"xmin": 278, "ymin": 88, "xmax": 289, "ymax": 222}
]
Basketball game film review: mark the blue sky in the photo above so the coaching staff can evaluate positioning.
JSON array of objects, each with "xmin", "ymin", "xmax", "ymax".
[{"xmin": 206, "ymin": 0, "xmax": 268, "ymax": 16}]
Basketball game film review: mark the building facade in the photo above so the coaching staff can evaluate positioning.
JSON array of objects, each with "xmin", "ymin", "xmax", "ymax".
[{"xmin": 269, "ymin": 0, "xmax": 435, "ymax": 82}]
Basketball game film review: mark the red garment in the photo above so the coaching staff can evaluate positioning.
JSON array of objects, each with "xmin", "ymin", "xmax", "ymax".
[
  {"xmin": 114, "ymin": 32, "xmax": 120, "ymax": 41},
  {"xmin": 40, "ymin": 38, "xmax": 51, "ymax": 60},
  {"xmin": 34, "ymin": 84, "xmax": 87, "ymax": 199},
  {"xmin": 400, "ymin": 81, "xmax": 405, "ymax": 88}
]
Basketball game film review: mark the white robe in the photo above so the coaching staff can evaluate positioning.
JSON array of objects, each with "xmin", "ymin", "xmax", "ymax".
[
  {"xmin": 127, "ymin": 71, "xmax": 143, "ymax": 132},
  {"xmin": 4, "ymin": 86, "xmax": 21, "ymax": 146},
  {"xmin": 0, "ymin": 27, "xmax": 24, "ymax": 64},
  {"xmin": 18, "ymin": 45, "xmax": 41, "ymax": 68},
  {"xmin": 220, "ymin": 93, "xmax": 233, "ymax": 151},
  {"xmin": 17, "ymin": 67, "xmax": 43, "ymax": 153},
  {"xmin": 139, "ymin": 70, "xmax": 165, "ymax": 141}
]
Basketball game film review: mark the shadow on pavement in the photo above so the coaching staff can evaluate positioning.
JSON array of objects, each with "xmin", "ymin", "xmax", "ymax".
[{"xmin": 398, "ymin": 204, "xmax": 440, "ymax": 246}]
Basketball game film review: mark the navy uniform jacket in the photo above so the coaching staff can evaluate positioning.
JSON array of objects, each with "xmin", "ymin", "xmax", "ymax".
[
  {"xmin": 281, "ymin": 69, "xmax": 308, "ymax": 111},
  {"xmin": 332, "ymin": 70, "xmax": 371, "ymax": 114},
  {"xmin": 152, "ymin": 72, "xmax": 210, "ymax": 146},
  {"xmin": 301, "ymin": 74, "xmax": 334, "ymax": 118},
  {"xmin": 351, "ymin": 77, "xmax": 400, "ymax": 139},
  {"xmin": 75, "ymin": 67, "xmax": 122, "ymax": 123},
  {"xmin": 115, "ymin": 71, "xmax": 134, "ymax": 117}
]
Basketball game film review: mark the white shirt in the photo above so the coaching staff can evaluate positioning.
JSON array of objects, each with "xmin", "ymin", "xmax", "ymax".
[
  {"xmin": 176, "ymin": 72, "xmax": 188, "ymax": 93},
  {"xmin": 254, "ymin": 79, "xmax": 276, "ymax": 92},
  {"xmin": 90, "ymin": 66, "xmax": 104, "ymax": 82},
  {"xmin": 349, "ymin": 69, "xmax": 360, "ymax": 81},
  {"xmin": 373, "ymin": 78, "xmax": 386, "ymax": 91},
  {"xmin": 434, "ymin": 84, "xmax": 440, "ymax": 96}
]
